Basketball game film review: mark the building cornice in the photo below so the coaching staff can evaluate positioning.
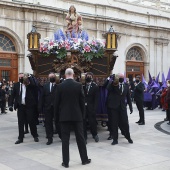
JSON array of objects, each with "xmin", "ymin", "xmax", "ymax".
[
  {"xmin": 0, "ymin": 0, "xmax": 170, "ymax": 33},
  {"xmin": 1, "ymin": 0, "xmax": 170, "ymax": 19}
]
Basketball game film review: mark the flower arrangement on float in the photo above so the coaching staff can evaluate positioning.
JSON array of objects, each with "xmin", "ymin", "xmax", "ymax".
[{"xmin": 39, "ymin": 29, "xmax": 105, "ymax": 61}]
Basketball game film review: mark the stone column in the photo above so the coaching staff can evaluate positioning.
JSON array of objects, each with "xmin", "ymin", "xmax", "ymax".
[
  {"xmin": 155, "ymin": 41, "xmax": 162, "ymax": 76},
  {"xmin": 162, "ymin": 41, "xmax": 169, "ymax": 76},
  {"xmin": 155, "ymin": 38, "xmax": 169, "ymax": 79},
  {"xmin": 18, "ymin": 54, "xmax": 25, "ymax": 73},
  {"xmin": 144, "ymin": 62, "xmax": 149, "ymax": 81}
]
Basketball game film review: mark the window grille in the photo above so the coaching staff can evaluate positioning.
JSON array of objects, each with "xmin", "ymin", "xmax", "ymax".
[{"xmin": 0, "ymin": 34, "xmax": 16, "ymax": 52}]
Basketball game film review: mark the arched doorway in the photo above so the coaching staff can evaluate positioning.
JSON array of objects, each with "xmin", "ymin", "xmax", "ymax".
[
  {"xmin": 126, "ymin": 46, "xmax": 144, "ymax": 81},
  {"xmin": 0, "ymin": 33, "xmax": 18, "ymax": 82}
]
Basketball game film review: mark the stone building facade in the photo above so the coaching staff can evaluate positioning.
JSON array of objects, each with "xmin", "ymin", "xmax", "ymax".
[{"xmin": 0, "ymin": 0, "xmax": 170, "ymax": 81}]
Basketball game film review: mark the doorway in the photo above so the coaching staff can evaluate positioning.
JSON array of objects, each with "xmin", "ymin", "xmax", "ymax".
[
  {"xmin": 0, "ymin": 33, "xmax": 18, "ymax": 82},
  {"xmin": 126, "ymin": 61, "xmax": 144, "ymax": 81},
  {"xmin": 126, "ymin": 46, "xmax": 144, "ymax": 81}
]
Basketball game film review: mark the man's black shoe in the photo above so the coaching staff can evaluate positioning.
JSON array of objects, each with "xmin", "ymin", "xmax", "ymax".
[
  {"xmin": 24, "ymin": 130, "xmax": 29, "ymax": 134},
  {"xmin": 111, "ymin": 140, "xmax": 118, "ymax": 145},
  {"xmin": 138, "ymin": 122, "xmax": 145, "ymax": 125},
  {"xmin": 34, "ymin": 137, "xmax": 39, "ymax": 142},
  {"xmin": 135, "ymin": 121, "xmax": 141, "ymax": 123},
  {"xmin": 61, "ymin": 162, "xmax": 69, "ymax": 168},
  {"xmin": 15, "ymin": 139, "xmax": 23, "ymax": 144},
  {"xmin": 46, "ymin": 139, "xmax": 53, "ymax": 145},
  {"xmin": 82, "ymin": 159, "xmax": 91, "ymax": 165},
  {"xmin": 107, "ymin": 136, "xmax": 112, "ymax": 140},
  {"xmin": 127, "ymin": 138, "xmax": 133, "ymax": 144},
  {"xmin": 93, "ymin": 135, "xmax": 99, "ymax": 142},
  {"xmin": 167, "ymin": 122, "xmax": 170, "ymax": 125}
]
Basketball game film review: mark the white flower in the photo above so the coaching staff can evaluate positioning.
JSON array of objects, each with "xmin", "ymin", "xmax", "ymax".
[
  {"xmin": 44, "ymin": 37, "xmax": 50, "ymax": 41},
  {"xmin": 56, "ymin": 51, "xmax": 59, "ymax": 54},
  {"xmin": 54, "ymin": 43, "xmax": 58, "ymax": 47},
  {"xmin": 48, "ymin": 45, "xmax": 52, "ymax": 49},
  {"xmin": 78, "ymin": 38, "xmax": 82, "ymax": 43}
]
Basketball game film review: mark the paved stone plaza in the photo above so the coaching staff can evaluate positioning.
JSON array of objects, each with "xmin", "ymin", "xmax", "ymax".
[{"xmin": 0, "ymin": 104, "xmax": 170, "ymax": 170}]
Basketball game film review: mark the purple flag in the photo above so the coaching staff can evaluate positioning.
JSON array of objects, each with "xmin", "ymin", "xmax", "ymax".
[{"xmin": 166, "ymin": 68, "xmax": 170, "ymax": 80}]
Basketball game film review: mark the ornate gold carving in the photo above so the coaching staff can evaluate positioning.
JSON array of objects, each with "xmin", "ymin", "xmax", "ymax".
[{"xmin": 52, "ymin": 51, "xmax": 92, "ymax": 75}]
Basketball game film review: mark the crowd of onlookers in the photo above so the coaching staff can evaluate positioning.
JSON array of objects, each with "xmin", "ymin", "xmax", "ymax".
[
  {"xmin": 125, "ymin": 77, "xmax": 170, "ymax": 125},
  {"xmin": 0, "ymin": 79, "xmax": 15, "ymax": 114}
]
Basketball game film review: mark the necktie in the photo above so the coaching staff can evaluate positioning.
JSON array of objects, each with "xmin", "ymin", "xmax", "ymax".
[
  {"xmin": 120, "ymin": 84, "xmax": 123, "ymax": 95},
  {"xmin": 86, "ymin": 84, "xmax": 90, "ymax": 94}
]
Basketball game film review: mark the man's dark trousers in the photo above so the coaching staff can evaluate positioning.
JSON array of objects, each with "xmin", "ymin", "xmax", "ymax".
[
  {"xmin": 61, "ymin": 121, "xmax": 88, "ymax": 164},
  {"xmin": 110, "ymin": 106, "xmax": 131, "ymax": 141},
  {"xmin": 44, "ymin": 106, "xmax": 54, "ymax": 139},
  {"xmin": 136, "ymin": 100, "xmax": 144, "ymax": 122},
  {"xmin": 17, "ymin": 104, "xmax": 38, "ymax": 140}
]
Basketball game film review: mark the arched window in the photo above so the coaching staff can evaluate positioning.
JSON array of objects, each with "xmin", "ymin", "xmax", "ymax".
[
  {"xmin": 0, "ymin": 34, "xmax": 16, "ymax": 52},
  {"xmin": 126, "ymin": 47, "xmax": 142, "ymax": 61}
]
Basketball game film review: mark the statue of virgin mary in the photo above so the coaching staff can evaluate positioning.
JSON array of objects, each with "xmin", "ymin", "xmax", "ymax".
[{"xmin": 65, "ymin": 5, "xmax": 82, "ymax": 37}]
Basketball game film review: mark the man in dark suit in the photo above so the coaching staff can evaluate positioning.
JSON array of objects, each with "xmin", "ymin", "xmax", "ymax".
[
  {"xmin": 83, "ymin": 72, "xmax": 99, "ymax": 143},
  {"xmin": 39, "ymin": 73, "xmax": 59, "ymax": 145},
  {"xmin": 103, "ymin": 75, "xmax": 126, "ymax": 140},
  {"xmin": 0, "ymin": 83, "xmax": 6, "ymax": 114},
  {"xmin": 9, "ymin": 73, "xmax": 39, "ymax": 144},
  {"xmin": 107, "ymin": 73, "xmax": 133, "ymax": 145},
  {"xmin": 54, "ymin": 68, "xmax": 91, "ymax": 168},
  {"xmin": 134, "ymin": 76, "xmax": 145, "ymax": 125}
]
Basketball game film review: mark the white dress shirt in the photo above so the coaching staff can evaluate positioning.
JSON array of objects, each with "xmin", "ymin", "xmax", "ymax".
[
  {"xmin": 20, "ymin": 83, "xmax": 26, "ymax": 105},
  {"xmin": 50, "ymin": 82, "xmax": 55, "ymax": 92}
]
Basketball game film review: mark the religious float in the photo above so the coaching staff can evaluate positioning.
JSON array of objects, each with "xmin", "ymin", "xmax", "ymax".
[{"xmin": 27, "ymin": 5, "xmax": 119, "ymax": 126}]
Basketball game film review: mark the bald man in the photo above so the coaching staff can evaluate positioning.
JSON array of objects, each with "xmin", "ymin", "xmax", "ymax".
[
  {"xmin": 106, "ymin": 73, "xmax": 133, "ymax": 145},
  {"xmin": 54, "ymin": 68, "xmax": 91, "ymax": 168}
]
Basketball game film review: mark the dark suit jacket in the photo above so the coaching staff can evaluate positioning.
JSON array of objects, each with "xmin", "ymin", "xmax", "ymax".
[
  {"xmin": 54, "ymin": 79, "xmax": 85, "ymax": 122},
  {"xmin": 106, "ymin": 83, "xmax": 132, "ymax": 111},
  {"xmin": 83, "ymin": 82, "xmax": 99, "ymax": 113},
  {"xmin": 10, "ymin": 78, "xmax": 38, "ymax": 110},
  {"xmin": 134, "ymin": 82, "xmax": 144, "ymax": 102},
  {"xmin": 0, "ymin": 88, "xmax": 6, "ymax": 101},
  {"xmin": 39, "ymin": 82, "xmax": 57, "ymax": 111}
]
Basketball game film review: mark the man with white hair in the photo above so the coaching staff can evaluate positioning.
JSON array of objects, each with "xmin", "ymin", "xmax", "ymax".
[
  {"xmin": 9, "ymin": 73, "xmax": 39, "ymax": 144},
  {"xmin": 106, "ymin": 73, "xmax": 133, "ymax": 145},
  {"xmin": 54, "ymin": 68, "xmax": 91, "ymax": 168}
]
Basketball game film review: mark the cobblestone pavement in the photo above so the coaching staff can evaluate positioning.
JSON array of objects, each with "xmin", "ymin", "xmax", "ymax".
[{"xmin": 0, "ymin": 104, "xmax": 170, "ymax": 170}]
